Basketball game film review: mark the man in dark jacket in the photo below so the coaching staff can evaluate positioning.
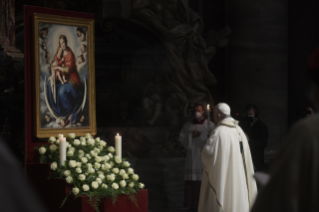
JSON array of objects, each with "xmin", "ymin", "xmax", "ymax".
[{"xmin": 240, "ymin": 104, "xmax": 269, "ymax": 171}]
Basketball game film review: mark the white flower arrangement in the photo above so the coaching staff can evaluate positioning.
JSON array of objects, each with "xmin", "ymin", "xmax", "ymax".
[
  {"xmin": 36, "ymin": 133, "xmax": 145, "ymax": 210},
  {"xmin": 39, "ymin": 147, "xmax": 46, "ymax": 155}
]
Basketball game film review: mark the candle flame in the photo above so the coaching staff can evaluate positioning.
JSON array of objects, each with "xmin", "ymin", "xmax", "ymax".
[
  {"xmin": 207, "ymin": 104, "xmax": 210, "ymax": 110},
  {"xmin": 117, "ymin": 133, "xmax": 119, "ymax": 136}
]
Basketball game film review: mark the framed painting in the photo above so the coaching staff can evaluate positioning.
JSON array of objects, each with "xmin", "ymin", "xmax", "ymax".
[{"xmin": 33, "ymin": 13, "xmax": 96, "ymax": 138}]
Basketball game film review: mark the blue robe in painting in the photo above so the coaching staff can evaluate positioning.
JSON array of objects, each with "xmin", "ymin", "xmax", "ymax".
[{"xmin": 45, "ymin": 79, "xmax": 83, "ymax": 123}]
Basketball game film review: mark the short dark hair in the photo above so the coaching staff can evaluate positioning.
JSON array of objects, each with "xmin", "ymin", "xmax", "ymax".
[
  {"xmin": 76, "ymin": 27, "xmax": 86, "ymax": 36},
  {"xmin": 245, "ymin": 104, "xmax": 259, "ymax": 117},
  {"xmin": 194, "ymin": 102, "xmax": 207, "ymax": 118}
]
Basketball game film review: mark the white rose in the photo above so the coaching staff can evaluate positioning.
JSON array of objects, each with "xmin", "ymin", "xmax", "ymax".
[
  {"xmin": 86, "ymin": 154, "xmax": 91, "ymax": 159},
  {"xmin": 104, "ymin": 156, "xmax": 110, "ymax": 162},
  {"xmin": 129, "ymin": 182, "xmax": 135, "ymax": 188},
  {"xmin": 122, "ymin": 173, "xmax": 129, "ymax": 180},
  {"xmin": 50, "ymin": 162, "xmax": 58, "ymax": 170},
  {"xmin": 64, "ymin": 170, "xmax": 71, "ymax": 177},
  {"xmin": 68, "ymin": 133, "xmax": 76, "ymax": 139},
  {"xmin": 128, "ymin": 168, "xmax": 134, "ymax": 174},
  {"xmin": 73, "ymin": 139, "xmax": 81, "ymax": 146},
  {"xmin": 94, "ymin": 162, "xmax": 101, "ymax": 170},
  {"xmin": 49, "ymin": 136, "xmax": 56, "ymax": 143},
  {"xmin": 112, "ymin": 168, "xmax": 119, "ymax": 174},
  {"xmin": 112, "ymin": 183, "xmax": 119, "ymax": 190},
  {"xmin": 123, "ymin": 161, "xmax": 130, "ymax": 167},
  {"xmin": 98, "ymin": 146, "xmax": 104, "ymax": 151},
  {"xmin": 96, "ymin": 178, "xmax": 102, "ymax": 184},
  {"xmin": 66, "ymin": 176, "xmax": 73, "ymax": 184},
  {"xmin": 80, "ymin": 136, "xmax": 86, "ymax": 142},
  {"xmin": 100, "ymin": 140, "xmax": 107, "ymax": 147},
  {"xmin": 81, "ymin": 140, "xmax": 87, "ymax": 146},
  {"xmin": 107, "ymin": 146, "xmax": 115, "ymax": 153},
  {"xmin": 132, "ymin": 174, "xmax": 139, "ymax": 181},
  {"xmin": 94, "ymin": 148, "xmax": 100, "ymax": 154},
  {"xmin": 85, "ymin": 133, "xmax": 92, "ymax": 139},
  {"xmin": 78, "ymin": 150, "xmax": 84, "ymax": 154},
  {"xmin": 120, "ymin": 180, "xmax": 126, "ymax": 188},
  {"xmin": 58, "ymin": 134, "xmax": 63, "ymax": 138},
  {"xmin": 91, "ymin": 181, "xmax": 99, "ymax": 189},
  {"xmin": 81, "ymin": 157, "xmax": 88, "ymax": 163},
  {"xmin": 98, "ymin": 171, "xmax": 104, "ymax": 175},
  {"xmin": 39, "ymin": 147, "xmax": 46, "ymax": 155},
  {"xmin": 67, "ymin": 150, "xmax": 74, "ymax": 157},
  {"xmin": 82, "ymin": 184, "xmax": 90, "ymax": 191},
  {"xmin": 98, "ymin": 174, "xmax": 105, "ymax": 180},
  {"xmin": 72, "ymin": 187, "xmax": 80, "ymax": 195},
  {"xmin": 102, "ymin": 184, "xmax": 108, "ymax": 189},
  {"xmin": 76, "ymin": 168, "xmax": 82, "ymax": 174},
  {"xmin": 107, "ymin": 174, "xmax": 115, "ymax": 181},
  {"xmin": 87, "ymin": 138, "xmax": 95, "ymax": 146},
  {"xmin": 66, "ymin": 142, "xmax": 71, "ymax": 148},
  {"xmin": 88, "ymin": 167, "xmax": 95, "ymax": 174},
  {"xmin": 79, "ymin": 174, "xmax": 86, "ymax": 181},
  {"xmin": 95, "ymin": 156, "xmax": 102, "ymax": 163},
  {"xmin": 49, "ymin": 144, "xmax": 58, "ymax": 152},
  {"xmin": 109, "ymin": 162, "xmax": 115, "ymax": 168},
  {"xmin": 139, "ymin": 183, "xmax": 145, "ymax": 189},
  {"xmin": 87, "ymin": 163, "xmax": 93, "ymax": 168},
  {"xmin": 119, "ymin": 169, "xmax": 126, "ymax": 176},
  {"xmin": 102, "ymin": 163, "xmax": 111, "ymax": 171},
  {"xmin": 108, "ymin": 153, "xmax": 113, "ymax": 158},
  {"xmin": 76, "ymin": 162, "xmax": 82, "ymax": 168},
  {"xmin": 90, "ymin": 150, "xmax": 97, "ymax": 157},
  {"xmin": 55, "ymin": 139, "xmax": 60, "ymax": 145},
  {"xmin": 69, "ymin": 160, "xmax": 77, "ymax": 168},
  {"xmin": 114, "ymin": 156, "xmax": 122, "ymax": 164},
  {"xmin": 95, "ymin": 137, "xmax": 101, "ymax": 142}
]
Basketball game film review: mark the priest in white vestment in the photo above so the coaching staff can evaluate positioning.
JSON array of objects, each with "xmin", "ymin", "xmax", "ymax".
[
  {"xmin": 179, "ymin": 103, "xmax": 215, "ymax": 210},
  {"xmin": 199, "ymin": 103, "xmax": 257, "ymax": 212}
]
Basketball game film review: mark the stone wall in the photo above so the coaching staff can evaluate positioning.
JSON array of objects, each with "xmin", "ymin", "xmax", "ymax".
[{"xmin": 225, "ymin": 0, "xmax": 289, "ymax": 152}]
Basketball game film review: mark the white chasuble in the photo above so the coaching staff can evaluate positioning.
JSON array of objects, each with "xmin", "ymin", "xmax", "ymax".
[
  {"xmin": 179, "ymin": 119, "xmax": 216, "ymax": 181},
  {"xmin": 199, "ymin": 117, "xmax": 257, "ymax": 212}
]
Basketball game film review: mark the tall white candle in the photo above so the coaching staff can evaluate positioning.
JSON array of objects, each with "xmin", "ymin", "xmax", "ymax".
[
  {"xmin": 207, "ymin": 104, "xmax": 211, "ymax": 139},
  {"xmin": 59, "ymin": 134, "xmax": 66, "ymax": 166},
  {"xmin": 115, "ymin": 133, "xmax": 122, "ymax": 159}
]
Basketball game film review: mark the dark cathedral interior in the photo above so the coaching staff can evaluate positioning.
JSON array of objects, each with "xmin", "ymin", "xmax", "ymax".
[{"xmin": 1, "ymin": 0, "xmax": 319, "ymax": 211}]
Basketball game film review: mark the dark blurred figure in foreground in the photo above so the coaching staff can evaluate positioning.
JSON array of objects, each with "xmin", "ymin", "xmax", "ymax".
[
  {"xmin": 240, "ymin": 104, "xmax": 268, "ymax": 171},
  {"xmin": 0, "ymin": 136, "xmax": 47, "ymax": 212},
  {"xmin": 252, "ymin": 46, "xmax": 319, "ymax": 212}
]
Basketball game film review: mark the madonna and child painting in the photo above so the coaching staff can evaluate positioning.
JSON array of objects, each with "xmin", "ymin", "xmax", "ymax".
[{"xmin": 33, "ymin": 14, "xmax": 96, "ymax": 138}]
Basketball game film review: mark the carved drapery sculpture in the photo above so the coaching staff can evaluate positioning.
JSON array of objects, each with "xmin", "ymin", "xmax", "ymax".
[{"xmin": 130, "ymin": 0, "xmax": 231, "ymax": 120}]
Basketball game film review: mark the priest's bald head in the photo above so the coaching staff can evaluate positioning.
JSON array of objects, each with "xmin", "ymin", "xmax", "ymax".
[{"xmin": 213, "ymin": 103, "xmax": 231, "ymax": 124}]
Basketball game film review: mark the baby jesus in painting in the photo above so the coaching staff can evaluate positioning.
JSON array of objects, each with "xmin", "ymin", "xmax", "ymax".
[{"xmin": 52, "ymin": 46, "xmax": 68, "ymax": 84}]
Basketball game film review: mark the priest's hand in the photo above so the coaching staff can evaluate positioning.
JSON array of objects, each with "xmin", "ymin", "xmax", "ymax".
[{"xmin": 192, "ymin": 130, "xmax": 201, "ymax": 138}]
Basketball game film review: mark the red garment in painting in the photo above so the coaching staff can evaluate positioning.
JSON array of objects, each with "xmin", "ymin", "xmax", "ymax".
[{"xmin": 54, "ymin": 48, "xmax": 81, "ymax": 87}]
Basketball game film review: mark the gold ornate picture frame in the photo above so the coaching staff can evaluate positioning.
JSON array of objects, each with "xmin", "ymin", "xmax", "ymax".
[{"xmin": 33, "ymin": 13, "xmax": 96, "ymax": 138}]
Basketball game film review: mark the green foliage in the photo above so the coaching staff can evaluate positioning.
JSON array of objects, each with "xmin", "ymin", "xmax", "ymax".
[{"xmin": 35, "ymin": 133, "xmax": 145, "ymax": 212}]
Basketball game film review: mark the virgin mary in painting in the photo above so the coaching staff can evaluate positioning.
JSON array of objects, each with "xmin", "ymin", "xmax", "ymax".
[{"xmin": 44, "ymin": 34, "xmax": 86, "ymax": 127}]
